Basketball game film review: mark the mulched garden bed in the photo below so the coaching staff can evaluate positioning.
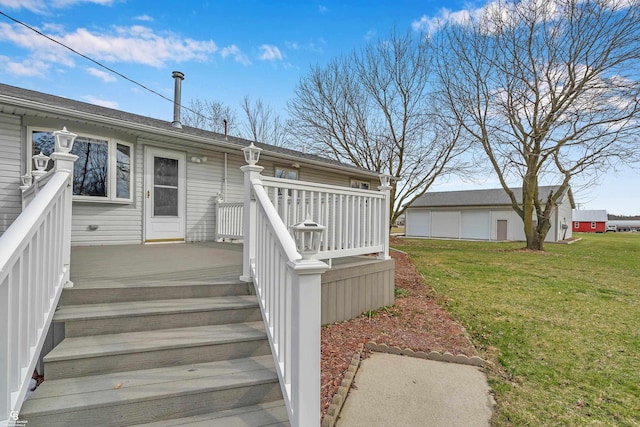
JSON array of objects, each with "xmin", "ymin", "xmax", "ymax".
[{"xmin": 320, "ymin": 243, "xmax": 478, "ymax": 417}]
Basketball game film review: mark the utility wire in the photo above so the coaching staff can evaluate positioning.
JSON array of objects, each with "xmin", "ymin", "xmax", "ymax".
[{"xmin": 0, "ymin": 10, "xmax": 216, "ymax": 125}]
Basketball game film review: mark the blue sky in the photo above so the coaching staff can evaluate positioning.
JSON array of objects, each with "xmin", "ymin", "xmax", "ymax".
[{"xmin": 0, "ymin": 0, "xmax": 638, "ymax": 214}]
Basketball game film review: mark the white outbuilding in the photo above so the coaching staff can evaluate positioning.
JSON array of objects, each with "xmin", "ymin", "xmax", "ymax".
[{"xmin": 405, "ymin": 185, "xmax": 575, "ymax": 242}]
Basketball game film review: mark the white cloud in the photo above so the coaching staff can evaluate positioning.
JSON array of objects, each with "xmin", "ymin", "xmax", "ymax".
[
  {"xmin": 82, "ymin": 95, "xmax": 118, "ymax": 109},
  {"xmin": 364, "ymin": 29, "xmax": 377, "ymax": 41},
  {"xmin": 0, "ymin": 22, "xmax": 219, "ymax": 68},
  {"xmin": 318, "ymin": 5, "xmax": 328, "ymax": 14},
  {"xmin": 220, "ymin": 44, "xmax": 251, "ymax": 65},
  {"xmin": 134, "ymin": 14, "xmax": 154, "ymax": 22},
  {"xmin": 259, "ymin": 44, "xmax": 283, "ymax": 61},
  {"xmin": 0, "ymin": 0, "xmax": 113, "ymax": 13},
  {"xmin": 0, "ymin": 55, "xmax": 50, "ymax": 77},
  {"xmin": 86, "ymin": 67, "xmax": 116, "ymax": 82}
]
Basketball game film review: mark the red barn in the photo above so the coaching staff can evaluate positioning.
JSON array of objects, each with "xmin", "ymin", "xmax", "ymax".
[{"xmin": 572, "ymin": 209, "xmax": 607, "ymax": 233}]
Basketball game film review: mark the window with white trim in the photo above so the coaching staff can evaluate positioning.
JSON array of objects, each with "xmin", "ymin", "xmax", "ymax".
[
  {"xmin": 591, "ymin": 222, "xmax": 596, "ymax": 229},
  {"xmin": 29, "ymin": 128, "xmax": 133, "ymax": 202},
  {"xmin": 350, "ymin": 179, "xmax": 370, "ymax": 190},
  {"xmin": 574, "ymin": 221, "xmax": 579, "ymax": 228}
]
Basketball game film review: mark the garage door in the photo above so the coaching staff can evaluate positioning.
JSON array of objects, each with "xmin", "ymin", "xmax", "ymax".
[
  {"xmin": 431, "ymin": 211, "xmax": 459, "ymax": 238},
  {"xmin": 461, "ymin": 211, "xmax": 491, "ymax": 240},
  {"xmin": 406, "ymin": 209, "xmax": 431, "ymax": 237}
]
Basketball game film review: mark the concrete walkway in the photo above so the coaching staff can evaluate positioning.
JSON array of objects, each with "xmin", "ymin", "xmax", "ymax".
[{"xmin": 336, "ymin": 353, "xmax": 494, "ymax": 427}]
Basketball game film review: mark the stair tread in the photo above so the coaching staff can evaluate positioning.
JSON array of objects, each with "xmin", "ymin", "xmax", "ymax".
[
  {"xmin": 45, "ymin": 322, "xmax": 267, "ymax": 362},
  {"xmin": 54, "ymin": 296, "xmax": 258, "ymax": 321},
  {"xmin": 130, "ymin": 401, "xmax": 290, "ymax": 426},
  {"xmin": 68, "ymin": 278, "xmax": 245, "ymax": 289},
  {"xmin": 21, "ymin": 355, "xmax": 278, "ymax": 416}
]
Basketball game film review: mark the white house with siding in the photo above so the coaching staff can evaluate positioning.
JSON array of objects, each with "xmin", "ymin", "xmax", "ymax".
[
  {"xmin": 0, "ymin": 83, "xmax": 382, "ymax": 245},
  {"xmin": 405, "ymin": 186, "xmax": 575, "ymax": 242},
  {"xmin": 0, "ymin": 81, "xmax": 394, "ymax": 426}
]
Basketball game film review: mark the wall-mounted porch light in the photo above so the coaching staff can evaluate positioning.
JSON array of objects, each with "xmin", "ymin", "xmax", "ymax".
[
  {"xmin": 53, "ymin": 126, "xmax": 77, "ymax": 154},
  {"xmin": 242, "ymin": 142, "xmax": 262, "ymax": 165},
  {"xmin": 290, "ymin": 217, "xmax": 325, "ymax": 260}
]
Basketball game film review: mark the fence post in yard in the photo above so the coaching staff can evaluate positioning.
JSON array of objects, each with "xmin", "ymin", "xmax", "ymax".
[
  {"xmin": 378, "ymin": 175, "xmax": 392, "ymax": 260},
  {"xmin": 50, "ymin": 127, "xmax": 78, "ymax": 287},
  {"xmin": 240, "ymin": 143, "xmax": 264, "ymax": 282}
]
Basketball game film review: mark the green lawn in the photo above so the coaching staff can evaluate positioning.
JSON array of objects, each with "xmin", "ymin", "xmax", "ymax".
[{"xmin": 394, "ymin": 233, "xmax": 640, "ymax": 426}]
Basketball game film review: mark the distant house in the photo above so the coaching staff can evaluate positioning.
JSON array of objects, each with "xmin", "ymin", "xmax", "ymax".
[
  {"xmin": 405, "ymin": 186, "xmax": 574, "ymax": 242},
  {"xmin": 572, "ymin": 210, "xmax": 608, "ymax": 233}
]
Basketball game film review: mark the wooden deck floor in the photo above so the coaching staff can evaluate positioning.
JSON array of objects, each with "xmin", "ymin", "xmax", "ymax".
[{"xmin": 70, "ymin": 242, "xmax": 243, "ymax": 288}]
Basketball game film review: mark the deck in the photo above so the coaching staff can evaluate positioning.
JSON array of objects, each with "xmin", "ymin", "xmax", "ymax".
[
  {"xmin": 70, "ymin": 242, "xmax": 244, "ymax": 288},
  {"xmin": 69, "ymin": 241, "xmax": 395, "ymax": 324}
]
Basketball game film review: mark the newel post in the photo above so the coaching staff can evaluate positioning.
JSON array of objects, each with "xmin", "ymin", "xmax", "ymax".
[
  {"xmin": 378, "ymin": 174, "xmax": 392, "ymax": 260},
  {"xmin": 289, "ymin": 219, "xmax": 328, "ymax": 426},
  {"xmin": 50, "ymin": 127, "xmax": 78, "ymax": 287},
  {"xmin": 288, "ymin": 258, "xmax": 328, "ymax": 426},
  {"xmin": 240, "ymin": 143, "xmax": 263, "ymax": 282}
]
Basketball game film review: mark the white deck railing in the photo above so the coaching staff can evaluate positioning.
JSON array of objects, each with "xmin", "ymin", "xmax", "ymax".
[
  {"xmin": 214, "ymin": 201, "xmax": 244, "ymax": 240},
  {"xmin": 0, "ymin": 150, "xmax": 77, "ymax": 426},
  {"xmin": 241, "ymin": 162, "xmax": 329, "ymax": 427},
  {"xmin": 238, "ymin": 145, "xmax": 391, "ymax": 427},
  {"xmin": 261, "ymin": 176, "xmax": 390, "ymax": 260}
]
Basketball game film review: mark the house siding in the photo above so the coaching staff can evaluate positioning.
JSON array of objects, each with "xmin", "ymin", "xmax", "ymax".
[
  {"xmin": 573, "ymin": 221, "xmax": 606, "ymax": 233},
  {"xmin": 556, "ymin": 198, "xmax": 573, "ymax": 240},
  {"xmin": 0, "ymin": 113, "xmax": 22, "ymax": 235},
  {"xmin": 185, "ymin": 150, "xmax": 227, "ymax": 242}
]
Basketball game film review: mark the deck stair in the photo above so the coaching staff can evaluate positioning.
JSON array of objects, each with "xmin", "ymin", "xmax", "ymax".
[{"xmin": 19, "ymin": 280, "xmax": 289, "ymax": 426}]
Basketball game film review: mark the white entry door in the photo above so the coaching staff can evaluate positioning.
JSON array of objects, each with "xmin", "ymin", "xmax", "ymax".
[{"xmin": 144, "ymin": 147, "xmax": 186, "ymax": 243}]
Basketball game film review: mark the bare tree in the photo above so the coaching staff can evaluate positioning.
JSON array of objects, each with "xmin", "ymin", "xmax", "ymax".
[
  {"xmin": 240, "ymin": 96, "xmax": 290, "ymax": 147},
  {"xmin": 181, "ymin": 99, "xmax": 238, "ymax": 135},
  {"xmin": 434, "ymin": 0, "xmax": 640, "ymax": 250},
  {"xmin": 288, "ymin": 29, "xmax": 469, "ymax": 224}
]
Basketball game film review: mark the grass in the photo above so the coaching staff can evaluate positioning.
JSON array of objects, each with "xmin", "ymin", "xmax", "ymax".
[{"xmin": 394, "ymin": 233, "xmax": 640, "ymax": 426}]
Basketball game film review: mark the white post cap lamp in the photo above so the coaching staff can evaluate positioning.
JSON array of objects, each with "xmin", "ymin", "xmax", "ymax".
[
  {"xmin": 290, "ymin": 216, "xmax": 325, "ymax": 260},
  {"xmin": 242, "ymin": 142, "xmax": 262, "ymax": 165},
  {"xmin": 379, "ymin": 174, "xmax": 392, "ymax": 187},
  {"xmin": 53, "ymin": 126, "xmax": 77, "ymax": 154},
  {"xmin": 33, "ymin": 152, "xmax": 50, "ymax": 171},
  {"xmin": 20, "ymin": 174, "xmax": 33, "ymax": 187}
]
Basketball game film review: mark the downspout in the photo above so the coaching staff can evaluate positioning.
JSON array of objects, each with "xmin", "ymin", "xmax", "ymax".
[{"xmin": 224, "ymin": 153, "xmax": 228, "ymax": 201}]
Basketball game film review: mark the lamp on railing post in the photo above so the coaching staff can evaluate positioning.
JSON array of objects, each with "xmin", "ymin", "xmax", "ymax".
[
  {"xmin": 242, "ymin": 142, "xmax": 262, "ymax": 165},
  {"xmin": 240, "ymin": 143, "xmax": 264, "ymax": 282},
  {"xmin": 290, "ymin": 217, "xmax": 325, "ymax": 260},
  {"xmin": 288, "ymin": 217, "xmax": 329, "ymax": 427},
  {"xmin": 19, "ymin": 174, "xmax": 33, "ymax": 191},
  {"xmin": 378, "ymin": 174, "xmax": 392, "ymax": 260},
  {"xmin": 53, "ymin": 126, "xmax": 77, "ymax": 154},
  {"xmin": 31, "ymin": 152, "xmax": 50, "ymax": 180}
]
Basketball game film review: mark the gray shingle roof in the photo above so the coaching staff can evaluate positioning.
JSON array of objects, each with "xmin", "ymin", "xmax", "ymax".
[
  {"xmin": 408, "ymin": 185, "xmax": 572, "ymax": 208},
  {"xmin": 0, "ymin": 83, "xmax": 375, "ymax": 175},
  {"xmin": 572, "ymin": 210, "xmax": 608, "ymax": 222}
]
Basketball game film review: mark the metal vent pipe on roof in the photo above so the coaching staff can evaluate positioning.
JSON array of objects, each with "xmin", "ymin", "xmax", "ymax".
[{"xmin": 171, "ymin": 71, "xmax": 184, "ymax": 129}]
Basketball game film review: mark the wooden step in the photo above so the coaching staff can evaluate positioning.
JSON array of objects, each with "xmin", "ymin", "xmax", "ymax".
[
  {"xmin": 59, "ymin": 281, "xmax": 252, "ymax": 305},
  {"xmin": 44, "ymin": 322, "xmax": 270, "ymax": 380},
  {"xmin": 20, "ymin": 355, "xmax": 282, "ymax": 427},
  {"xmin": 130, "ymin": 400, "xmax": 290, "ymax": 426},
  {"xmin": 55, "ymin": 296, "xmax": 262, "ymax": 337}
]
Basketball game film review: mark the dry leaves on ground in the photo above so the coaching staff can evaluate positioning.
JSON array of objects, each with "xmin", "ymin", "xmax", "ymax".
[{"xmin": 320, "ymin": 244, "xmax": 477, "ymax": 416}]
